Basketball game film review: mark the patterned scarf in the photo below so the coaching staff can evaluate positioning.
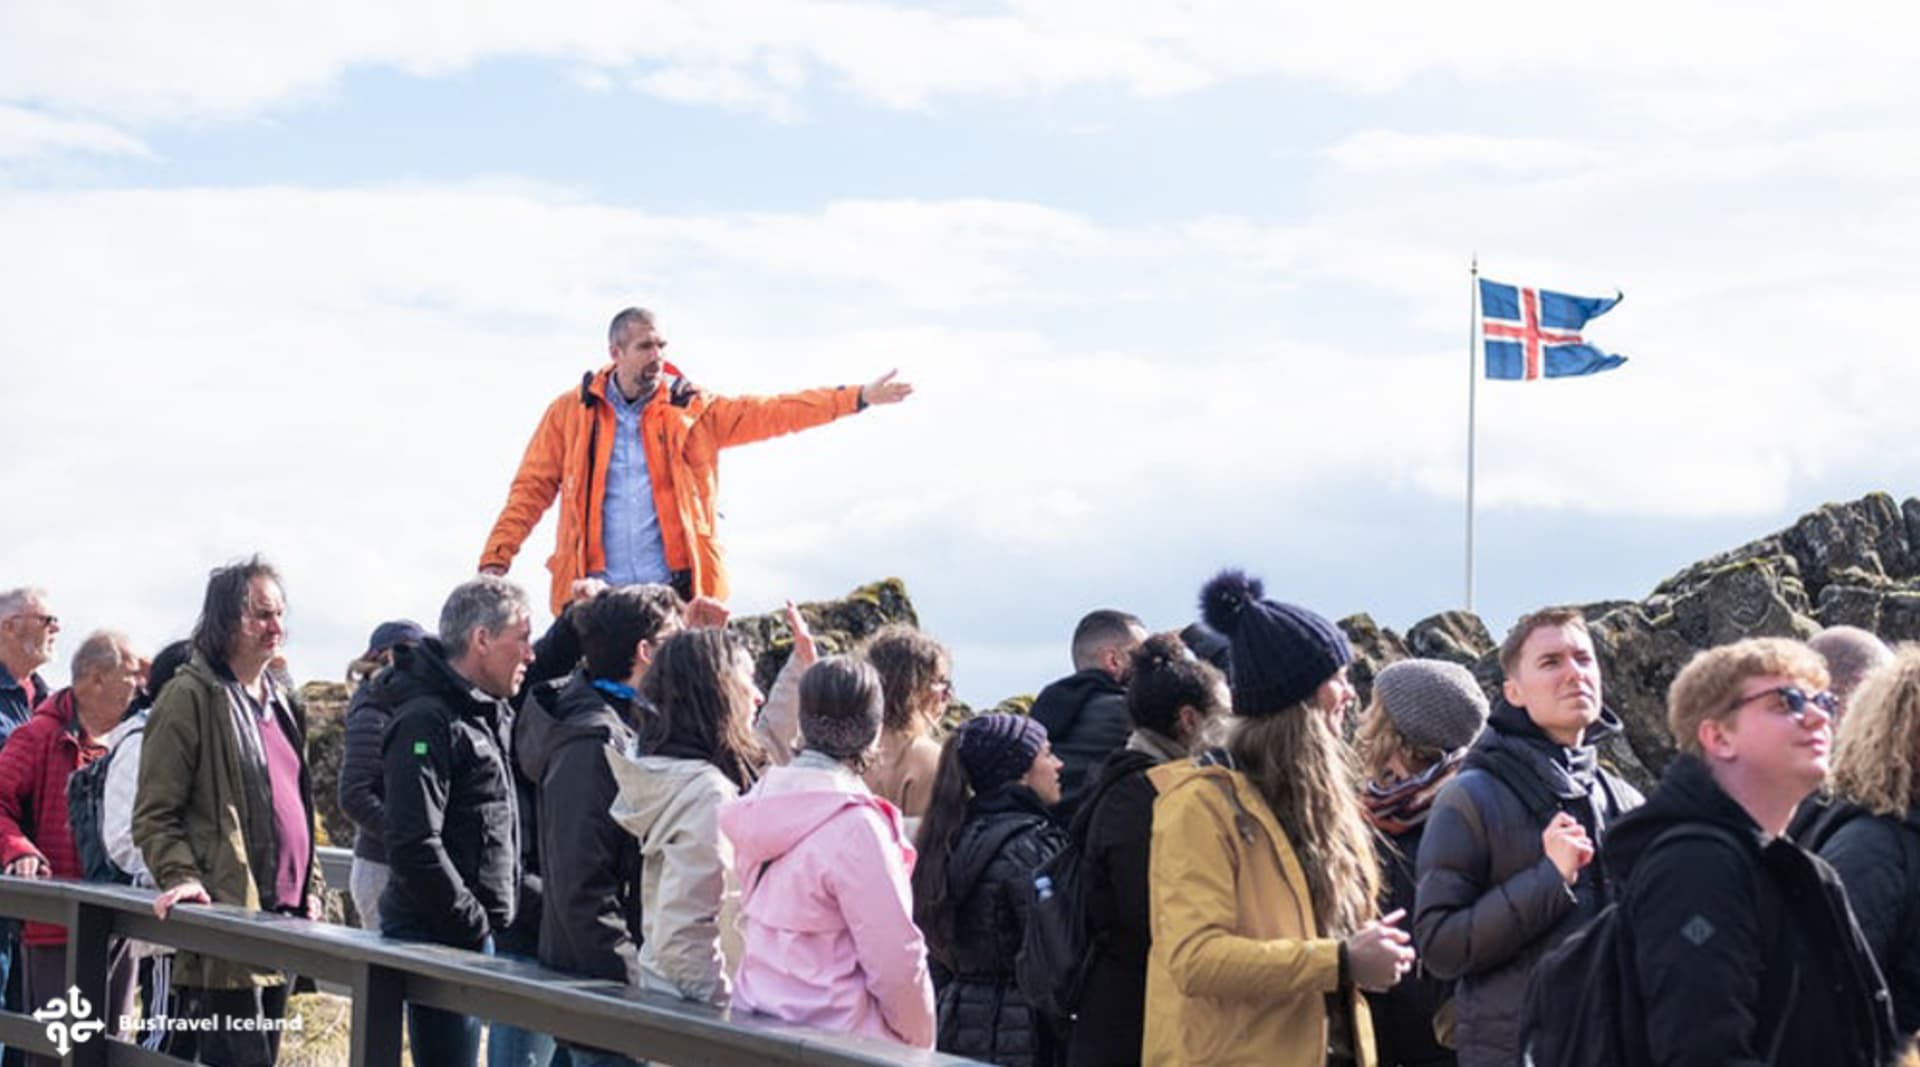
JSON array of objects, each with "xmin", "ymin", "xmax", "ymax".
[{"xmin": 1363, "ymin": 749, "xmax": 1467, "ymax": 836}]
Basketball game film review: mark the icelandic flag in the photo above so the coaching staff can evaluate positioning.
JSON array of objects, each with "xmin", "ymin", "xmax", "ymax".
[{"xmin": 1479, "ymin": 278, "xmax": 1627, "ymax": 381}]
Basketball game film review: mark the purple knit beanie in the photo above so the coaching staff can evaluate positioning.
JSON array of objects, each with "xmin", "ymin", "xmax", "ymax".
[{"xmin": 956, "ymin": 713, "xmax": 1048, "ymax": 793}]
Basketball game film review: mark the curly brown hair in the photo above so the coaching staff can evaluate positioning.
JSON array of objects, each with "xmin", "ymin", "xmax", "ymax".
[{"xmin": 861, "ymin": 624, "xmax": 951, "ymax": 734}]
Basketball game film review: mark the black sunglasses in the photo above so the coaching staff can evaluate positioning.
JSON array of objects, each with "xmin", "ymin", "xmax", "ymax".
[{"xmin": 1727, "ymin": 685, "xmax": 1838, "ymax": 722}]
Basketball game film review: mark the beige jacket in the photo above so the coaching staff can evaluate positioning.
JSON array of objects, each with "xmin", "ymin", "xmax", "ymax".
[{"xmin": 607, "ymin": 751, "xmax": 743, "ymax": 1006}]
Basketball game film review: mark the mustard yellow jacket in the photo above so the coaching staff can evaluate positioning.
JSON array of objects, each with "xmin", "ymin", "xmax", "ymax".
[{"xmin": 1144, "ymin": 759, "xmax": 1376, "ymax": 1067}]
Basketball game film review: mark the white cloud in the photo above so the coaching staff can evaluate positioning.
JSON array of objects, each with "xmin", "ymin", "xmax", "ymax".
[
  {"xmin": 1323, "ymin": 131, "xmax": 1601, "ymax": 176},
  {"xmin": 4, "ymin": 1, "xmax": 1917, "ymax": 130},
  {"xmin": 0, "ymin": 103, "xmax": 147, "ymax": 160}
]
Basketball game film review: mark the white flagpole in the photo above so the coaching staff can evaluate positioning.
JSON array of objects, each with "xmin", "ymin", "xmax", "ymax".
[{"xmin": 1466, "ymin": 255, "xmax": 1479, "ymax": 614}]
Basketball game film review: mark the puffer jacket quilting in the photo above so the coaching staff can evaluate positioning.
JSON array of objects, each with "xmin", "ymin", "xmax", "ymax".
[
  {"xmin": 1411, "ymin": 701, "xmax": 1642, "ymax": 1067},
  {"xmin": 936, "ymin": 790, "xmax": 1070, "ymax": 1067}
]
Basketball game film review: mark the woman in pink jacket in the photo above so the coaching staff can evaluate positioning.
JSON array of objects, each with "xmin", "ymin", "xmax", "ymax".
[{"xmin": 719, "ymin": 655, "xmax": 937, "ymax": 1048}]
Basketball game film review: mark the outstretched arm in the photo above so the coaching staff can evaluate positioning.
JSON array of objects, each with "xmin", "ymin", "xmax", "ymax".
[
  {"xmin": 480, "ymin": 396, "xmax": 572, "ymax": 573},
  {"xmin": 703, "ymin": 370, "xmax": 913, "ymax": 450}
]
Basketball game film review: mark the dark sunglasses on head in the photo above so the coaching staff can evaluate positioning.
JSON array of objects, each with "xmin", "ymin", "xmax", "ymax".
[{"xmin": 1728, "ymin": 685, "xmax": 1838, "ymax": 721}]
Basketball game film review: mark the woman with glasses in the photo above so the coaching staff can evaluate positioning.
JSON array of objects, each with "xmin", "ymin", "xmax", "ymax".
[
  {"xmin": 1806, "ymin": 645, "xmax": 1920, "ymax": 1034},
  {"xmin": 861, "ymin": 625, "xmax": 952, "ymax": 835}
]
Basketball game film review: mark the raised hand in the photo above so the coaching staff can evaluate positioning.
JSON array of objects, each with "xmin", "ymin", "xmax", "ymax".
[
  {"xmin": 687, "ymin": 595, "xmax": 731, "ymax": 629},
  {"xmin": 785, "ymin": 600, "xmax": 818, "ymax": 668},
  {"xmin": 859, "ymin": 369, "xmax": 913, "ymax": 407}
]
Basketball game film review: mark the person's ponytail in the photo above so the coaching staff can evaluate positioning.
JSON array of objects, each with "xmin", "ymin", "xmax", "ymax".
[{"xmin": 910, "ymin": 734, "xmax": 973, "ymax": 967}]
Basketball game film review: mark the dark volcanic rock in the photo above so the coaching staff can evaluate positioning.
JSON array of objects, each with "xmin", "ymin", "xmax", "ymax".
[
  {"xmin": 1406, "ymin": 611, "xmax": 1496, "ymax": 667},
  {"xmin": 299, "ymin": 680, "xmax": 353, "ymax": 853},
  {"xmin": 731, "ymin": 577, "xmax": 920, "ymax": 691},
  {"xmin": 1339, "ymin": 613, "xmax": 1410, "ymax": 709}
]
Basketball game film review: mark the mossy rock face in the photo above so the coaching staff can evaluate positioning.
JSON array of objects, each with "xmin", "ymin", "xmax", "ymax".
[
  {"xmin": 1338, "ymin": 613, "xmax": 1411, "ymax": 711},
  {"xmin": 299, "ymin": 681, "xmax": 352, "ymax": 852},
  {"xmin": 730, "ymin": 578, "xmax": 922, "ymax": 691}
]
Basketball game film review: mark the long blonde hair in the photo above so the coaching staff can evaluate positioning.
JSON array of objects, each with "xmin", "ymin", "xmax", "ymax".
[
  {"xmin": 1829, "ymin": 645, "xmax": 1920, "ymax": 818},
  {"xmin": 1228, "ymin": 708, "xmax": 1382, "ymax": 936}
]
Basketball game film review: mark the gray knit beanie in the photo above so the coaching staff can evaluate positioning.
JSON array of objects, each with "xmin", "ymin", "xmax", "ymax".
[{"xmin": 1373, "ymin": 659, "xmax": 1489, "ymax": 753}]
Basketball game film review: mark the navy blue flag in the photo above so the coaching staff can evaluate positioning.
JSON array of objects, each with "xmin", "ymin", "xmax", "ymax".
[{"xmin": 1479, "ymin": 278, "xmax": 1626, "ymax": 381}]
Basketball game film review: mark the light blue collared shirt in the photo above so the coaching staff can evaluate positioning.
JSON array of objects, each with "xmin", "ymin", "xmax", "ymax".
[{"xmin": 597, "ymin": 381, "xmax": 672, "ymax": 586}]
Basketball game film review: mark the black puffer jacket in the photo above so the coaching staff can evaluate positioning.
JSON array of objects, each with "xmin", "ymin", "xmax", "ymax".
[
  {"xmin": 937, "ymin": 785, "xmax": 1071, "ymax": 1067},
  {"xmin": 338, "ymin": 678, "xmax": 393, "ymax": 864},
  {"xmin": 1412, "ymin": 700, "xmax": 1642, "ymax": 1067},
  {"xmin": 1030, "ymin": 670, "xmax": 1130, "ymax": 822},
  {"xmin": 1811, "ymin": 802, "xmax": 1920, "ymax": 1034},
  {"xmin": 1610, "ymin": 754, "xmax": 1895, "ymax": 1067},
  {"xmin": 376, "ymin": 639, "xmax": 520, "ymax": 950},
  {"xmin": 517, "ymin": 671, "xmax": 647, "ymax": 985},
  {"xmin": 1369, "ymin": 817, "xmax": 1454, "ymax": 1067},
  {"xmin": 1069, "ymin": 748, "xmax": 1159, "ymax": 1067}
]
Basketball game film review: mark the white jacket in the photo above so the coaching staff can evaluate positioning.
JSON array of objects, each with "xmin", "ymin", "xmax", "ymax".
[
  {"xmin": 101, "ymin": 711, "xmax": 151, "ymax": 885},
  {"xmin": 607, "ymin": 751, "xmax": 742, "ymax": 1006}
]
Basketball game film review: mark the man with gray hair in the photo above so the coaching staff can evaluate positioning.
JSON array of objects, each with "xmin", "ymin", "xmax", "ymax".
[
  {"xmin": 0, "ymin": 587, "xmax": 59, "ymax": 750},
  {"xmin": 0, "ymin": 630, "xmax": 142, "ymax": 1056},
  {"xmin": 1808, "ymin": 625, "xmax": 1894, "ymax": 722},
  {"xmin": 479, "ymin": 306, "xmax": 913, "ymax": 615},
  {"xmin": 377, "ymin": 575, "xmax": 535, "ymax": 1066}
]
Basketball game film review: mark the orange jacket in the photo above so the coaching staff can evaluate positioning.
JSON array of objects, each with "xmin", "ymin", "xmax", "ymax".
[{"xmin": 482, "ymin": 366, "xmax": 865, "ymax": 614}]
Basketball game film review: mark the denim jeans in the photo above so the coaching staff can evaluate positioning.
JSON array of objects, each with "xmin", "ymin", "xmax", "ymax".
[
  {"xmin": 390, "ymin": 931, "xmax": 491, "ymax": 1067},
  {"xmin": 0, "ymin": 918, "xmax": 15, "ymax": 1064},
  {"xmin": 488, "ymin": 950, "xmax": 559, "ymax": 1067}
]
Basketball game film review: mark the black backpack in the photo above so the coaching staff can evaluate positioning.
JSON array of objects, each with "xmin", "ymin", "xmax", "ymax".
[
  {"xmin": 1015, "ymin": 762, "xmax": 1137, "ymax": 1022},
  {"xmin": 1519, "ymin": 823, "xmax": 1786, "ymax": 1067},
  {"xmin": 65, "ymin": 725, "xmax": 139, "ymax": 885}
]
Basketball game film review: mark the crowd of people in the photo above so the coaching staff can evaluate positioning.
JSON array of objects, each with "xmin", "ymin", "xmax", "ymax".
[
  {"xmin": 3, "ymin": 562, "xmax": 1920, "ymax": 1067},
  {"xmin": 3, "ymin": 308, "xmax": 1920, "ymax": 1066}
]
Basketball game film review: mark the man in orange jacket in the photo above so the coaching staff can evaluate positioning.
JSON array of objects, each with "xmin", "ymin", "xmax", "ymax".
[{"xmin": 480, "ymin": 307, "xmax": 912, "ymax": 615}]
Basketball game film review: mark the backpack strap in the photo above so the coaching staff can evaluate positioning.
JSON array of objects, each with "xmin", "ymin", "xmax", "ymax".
[
  {"xmin": 1065, "ymin": 758, "xmax": 1144, "ymax": 844},
  {"xmin": 579, "ymin": 371, "xmax": 601, "ymax": 569}
]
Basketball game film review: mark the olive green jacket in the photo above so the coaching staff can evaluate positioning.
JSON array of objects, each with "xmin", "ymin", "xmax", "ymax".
[{"xmin": 133, "ymin": 652, "xmax": 318, "ymax": 989}]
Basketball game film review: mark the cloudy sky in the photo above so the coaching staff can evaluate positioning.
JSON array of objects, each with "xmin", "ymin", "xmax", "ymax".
[{"xmin": 3, "ymin": 2, "xmax": 1917, "ymax": 702}]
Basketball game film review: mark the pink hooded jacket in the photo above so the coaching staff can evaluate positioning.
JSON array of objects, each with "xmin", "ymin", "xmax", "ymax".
[{"xmin": 717, "ymin": 756, "xmax": 936, "ymax": 1048}]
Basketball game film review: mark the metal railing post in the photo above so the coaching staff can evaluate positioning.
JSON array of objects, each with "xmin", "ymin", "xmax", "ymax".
[
  {"xmin": 64, "ymin": 896, "xmax": 112, "ymax": 1067},
  {"xmin": 349, "ymin": 961, "xmax": 404, "ymax": 1067}
]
